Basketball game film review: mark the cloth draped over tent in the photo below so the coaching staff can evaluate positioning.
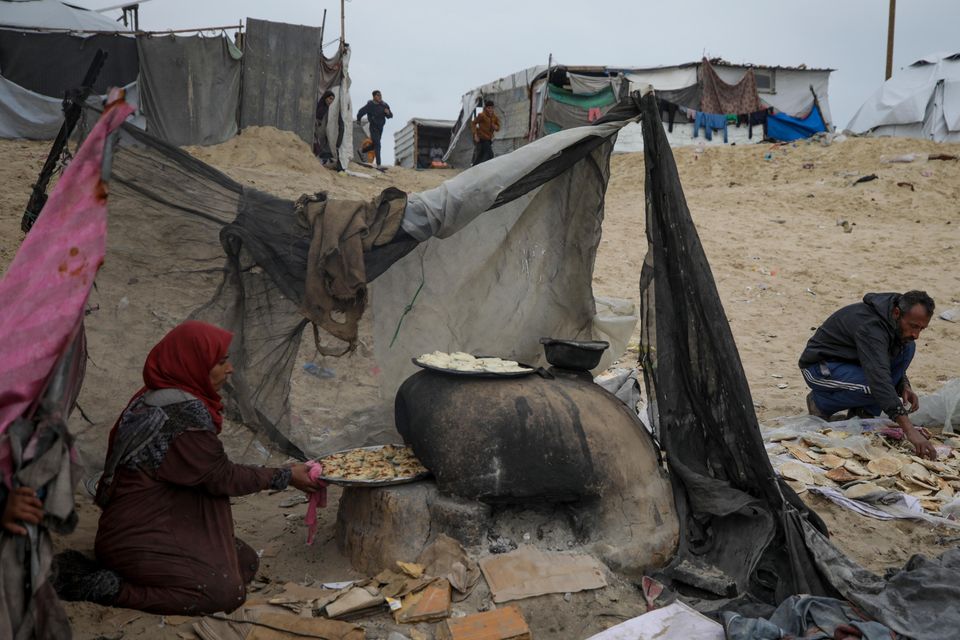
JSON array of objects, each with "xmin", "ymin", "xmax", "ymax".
[
  {"xmin": 0, "ymin": 96, "xmax": 133, "ymax": 640},
  {"xmin": 766, "ymin": 103, "xmax": 826, "ymax": 142},
  {"xmin": 542, "ymin": 84, "xmax": 619, "ymax": 131},
  {"xmin": 567, "ymin": 72, "xmax": 623, "ymax": 96},
  {"xmin": 699, "ymin": 57, "xmax": 763, "ymax": 116},
  {"xmin": 136, "ymin": 34, "xmax": 242, "ymax": 147},
  {"xmin": 316, "ymin": 43, "xmax": 355, "ymax": 170}
]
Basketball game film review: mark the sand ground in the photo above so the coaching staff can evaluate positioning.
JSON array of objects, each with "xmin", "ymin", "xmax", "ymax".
[{"xmin": 1, "ymin": 127, "xmax": 959, "ymax": 639}]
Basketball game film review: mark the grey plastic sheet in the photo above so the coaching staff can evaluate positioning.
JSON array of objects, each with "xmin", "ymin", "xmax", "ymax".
[{"xmin": 137, "ymin": 34, "xmax": 241, "ymax": 147}]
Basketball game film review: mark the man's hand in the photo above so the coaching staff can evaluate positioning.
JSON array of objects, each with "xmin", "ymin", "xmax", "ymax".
[
  {"xmin": 2, "ymin": 487, "xmax": 43, "ymax": 536},
  {"xmin": 902, "ymin": 387, "xmax": 920, "ymax": 413},
  {"xmin": 896, "ymin": 414, "xmax": 937, "ymax": 459},
  {"xmin": 907, "ymin": 430, "xmax": 937, "ymax": 460},
  {"xmin": 289, "ymin": 463, "xmax": 321, "ymax": 493}
]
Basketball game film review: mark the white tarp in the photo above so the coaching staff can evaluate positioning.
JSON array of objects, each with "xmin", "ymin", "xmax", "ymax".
[
  {"xmin": 626, "ymin": 66, "xmax": 698, "ymax": 92},
  {"xmin": 0, "ymin": 0, "xmax": 127, "ymax": 31},
  {"xmin": 0, "ymin": 74, "xmax": 140, "ymax": 139},
  {"xmin": 847, "ymin": 52, "xmax": 960, "ymax": 142}
]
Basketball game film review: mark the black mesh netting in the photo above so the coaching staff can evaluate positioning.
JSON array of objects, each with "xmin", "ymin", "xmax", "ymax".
[{"xmin": 636, "ymin": 92, "xmax": 833, "ymax": 604}]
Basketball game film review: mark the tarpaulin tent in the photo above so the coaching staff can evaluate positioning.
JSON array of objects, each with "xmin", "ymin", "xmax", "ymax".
[
  {"xmin": 0, "ymin": 0, "xmax": 139, "ymax": 139},
  {"xmin": 443, "ymin": 59, "xmax": 834, "ymax": 165},
  {"xmin": 847, "ymin": 51, "xmax": 960, "ymax": 143}
]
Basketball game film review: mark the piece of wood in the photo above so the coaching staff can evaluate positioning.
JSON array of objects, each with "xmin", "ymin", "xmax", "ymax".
[{"xmin": 438, "ymin": 606, "xmax": 531, "ymax": 640}]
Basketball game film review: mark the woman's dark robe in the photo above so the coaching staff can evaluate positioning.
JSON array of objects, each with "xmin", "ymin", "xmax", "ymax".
[{"xmin": 95, "ymin": 397, "xmax": 288, "ymax": 614}]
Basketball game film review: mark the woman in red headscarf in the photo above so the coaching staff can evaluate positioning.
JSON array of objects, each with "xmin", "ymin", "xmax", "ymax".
[{"xmin": 57, "ymin": 321, "xmax": 321, "ymax": 615}]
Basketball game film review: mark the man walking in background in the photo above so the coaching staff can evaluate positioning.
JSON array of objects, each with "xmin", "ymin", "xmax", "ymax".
[
  {"xmin": 799, "ymin": 290, "xmax": 937, "ymax": 459},
  {"xmin": 471, "ymin": 100, "xmax": 500, "ymax": 166},
  {"xmin": 356, "ymin": 90, "xmax": 392, "ymax": 167}
]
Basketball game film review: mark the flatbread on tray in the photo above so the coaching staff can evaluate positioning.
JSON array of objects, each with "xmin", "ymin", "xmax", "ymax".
[{"xmin": 318, "ymin": 445, "xmax": 429, "ymax": 483}]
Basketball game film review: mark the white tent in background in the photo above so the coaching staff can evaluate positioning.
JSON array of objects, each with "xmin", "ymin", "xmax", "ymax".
[
  {"xmin": 846, "ymin": 52, "xmax": 960, "ymax": 143},
  {"xmin": 0, "ymin": 0, "xmax": 126, "ymax": 31}
]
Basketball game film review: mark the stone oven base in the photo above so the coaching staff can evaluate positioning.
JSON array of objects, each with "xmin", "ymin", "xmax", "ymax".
[{"xmin": 335, "ymin": 479, "xmax": 678, "ymax": 579}]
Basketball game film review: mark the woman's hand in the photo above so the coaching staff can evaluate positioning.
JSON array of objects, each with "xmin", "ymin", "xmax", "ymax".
[
  {"xmin": 2, "ymin": 487, "xmax": 44, "ymax": 536},
  {"xmin": 289, "ymin": 464, "xmax": 322, "ymax": 493}
]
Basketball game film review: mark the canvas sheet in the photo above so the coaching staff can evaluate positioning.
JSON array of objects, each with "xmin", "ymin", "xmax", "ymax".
[
  {"xmin": 240, "ymin": 18, "xmax": 323, "ymax": 146},
  {"xmin": 568, "ymin": 72, "xmax": 622, "ymax": 96},
  {"xmin": 374, "ymin": 121, "xmax": 637, "ymax": 396},
  {"xmin": 626, "ymin": 66, "xmax": 698, "ymax": 92},
  {"xmin": 0, "ymin": 73, "xmax": 141, "ymax": 140},
  {"xmin": 137, "ymin": 34, "xmax": 241, "ymax": 147}
]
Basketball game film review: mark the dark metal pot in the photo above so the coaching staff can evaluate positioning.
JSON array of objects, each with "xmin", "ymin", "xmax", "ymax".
[{"xmin": 539, "ymin": 337, "xmax": 609, "ymax": 371}]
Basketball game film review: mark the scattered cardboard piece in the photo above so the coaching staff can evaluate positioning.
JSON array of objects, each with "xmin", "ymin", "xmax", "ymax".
[
  {"xmin": 397, "ymin": 561, "xmax": 425, "ymax": 579},
  {"xmin": 478, "ymin": 547, "xmax": 607, "ymax": 603},
  {"xmin": 417, "ymin": 534, "xmax": 482, "ymax": 600},
  {"xmin": 394, "ymin": 578, "xmax": 451, "ymax": 624},
  {"xmin": 438, "ymin": 605, "xmax": 531, "ymax": 640},
  {"xmin": 325, "ymin": 585, "xmax": 384, "ymax": 619},
  {"xmin": 164, "ymin": 615, "xmax": 196, "ymax": 626},
  {"xmin": 248, "ymin": 612, "xmax": 365, "ymax": 640}
]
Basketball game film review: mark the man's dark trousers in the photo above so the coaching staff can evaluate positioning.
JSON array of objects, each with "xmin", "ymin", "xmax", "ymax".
[{"xmin": 473, "ymin": 139, "xmax": 494, "ymax": 165}]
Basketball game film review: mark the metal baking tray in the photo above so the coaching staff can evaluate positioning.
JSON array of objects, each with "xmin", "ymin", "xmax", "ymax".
[
  {"xmin": 411, "ymin": 356, "xmax": 536, "ymax": 378},
  {"xmin": 315, "ymin": 444, "xmax": 431, "ymax": 487}
]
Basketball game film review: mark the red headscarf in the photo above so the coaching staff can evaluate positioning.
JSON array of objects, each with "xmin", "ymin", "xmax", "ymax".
[
  {"xmin": 110, "ymin": 321, "xmax": 233, "ymax": 440},
  {"xmin": 140, "ymin": 321, "xmax": 233, "ymax": 430}
]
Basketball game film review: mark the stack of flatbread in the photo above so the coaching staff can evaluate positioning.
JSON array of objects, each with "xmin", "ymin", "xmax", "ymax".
[
  {"xmin": 770, "ymin": 428, "xmax": 960, "ymax": 515},
  {"xmin": 416, "ymin": 351, "xmax": 531, "ymax": 374}
]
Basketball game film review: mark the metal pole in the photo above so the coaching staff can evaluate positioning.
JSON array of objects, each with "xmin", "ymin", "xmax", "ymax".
[
  {"xmin": 885, "ymin": 0, "xmax": 896, "ymax": 80},
  {"xmin": 320, "ymin": 8, "xmax": 327, "ymax": 48},
  {"xmin": 340, "ymin": 0, "xmax": 345, "ymax": 43}
]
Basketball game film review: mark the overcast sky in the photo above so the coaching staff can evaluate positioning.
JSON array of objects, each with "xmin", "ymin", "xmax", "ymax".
[{"xmin": 84, "ymin": 0, "xmax": 960, "ymax": 163}]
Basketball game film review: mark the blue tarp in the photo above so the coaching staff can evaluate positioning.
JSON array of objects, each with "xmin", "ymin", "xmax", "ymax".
[{"xmin": 767, "ymin": 104, "xmax": 826, "ymax": 141}]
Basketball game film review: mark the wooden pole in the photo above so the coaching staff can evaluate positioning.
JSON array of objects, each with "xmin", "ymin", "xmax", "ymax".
[{"xmin": 885, "ymin": 0, "xmax": 896, "ymax": 79}]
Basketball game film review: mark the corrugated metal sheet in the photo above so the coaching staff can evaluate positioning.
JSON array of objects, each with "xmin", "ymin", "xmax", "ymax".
[{"xmin": 240, "ymin": 18, "xmax": 322, "ymax": 144}]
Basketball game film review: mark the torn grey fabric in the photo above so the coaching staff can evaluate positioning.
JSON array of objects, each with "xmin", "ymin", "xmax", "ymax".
[
  {"xmin": 137, "ymin": 34, "xmax": 241, "ymax": 147},
  {"xmin": 804, "ymin": 521, "xmax": 960, "ymax": 640},
  {"xmin": 722, "ymin": 595, "xmax": 895, "ymax": 640}
]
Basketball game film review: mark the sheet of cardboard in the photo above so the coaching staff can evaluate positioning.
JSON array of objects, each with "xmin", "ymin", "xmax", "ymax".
[{"xmin": 478, "ymin": 547, "xmax": 607, "ymax": 603}]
